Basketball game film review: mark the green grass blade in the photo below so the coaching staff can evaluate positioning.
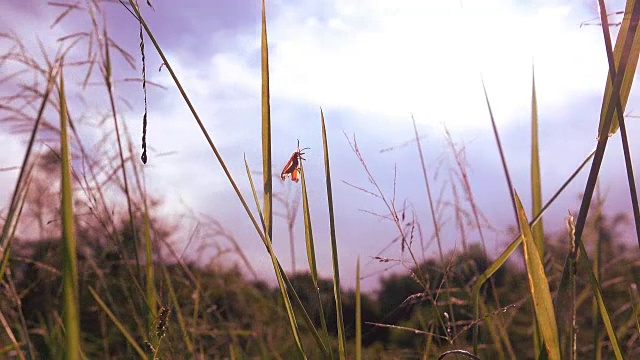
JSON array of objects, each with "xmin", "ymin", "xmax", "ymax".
[
  {"xmin": 320, "ymin": 108, "xmax": 347, "ymax": 359},
  {"xmin": 576, "ymin": 234, "xmax": 624, "ymax": 359},
  {"xmin": 482, "ymin": 79, "xmax": 518, "ymax": 225},
  {"xmin": 597, "ymin": 0, "xmax": 640, "ymax": 137},
  {"xmin": 472, "ymin": 149, "xmax": 594, "ymax": 353},
  {"xmin": 244, "ymin": 155, "xmax": 267, "ymax": 231},
  {"xmin": 530, "ymin": 68, "xmax": 544, "ymax": 257},
  {"xmin": 162, "ymin": 265, "xmax": 193, "ymax": 353},
  {"xmin": 244, "ymin": 158, "xmax": 308, "ymax": 357},
  {"xmin": 59, "ymin": 68, "xmax": 80, "ymax": 360},
  {"xmin": 554, "ymin": 216, "xmax": 578, "ymax": 360},
  {"xmin": 299, "ymin": 163, "xmax": 332, "ymax": 358},
  {"xmin": 143, "ymin": 208, "xmax": 157, "ymax": 332},
  {"xmin": 261, "ymin": 0, "xmax": 273, "ymax": 241},
  {"xmin": 355, "ymin": 258, "xmax": 361, "ymax": 360},
  {"xmin": 514, "ymin": 192, "xmax": 560, "ymax": 360},
  {"xmin": 126, "ymin": 4, "xmax": 307, "ymax": 355},
  {"xmin": 530, "ymin": 66, "xmax": 544, "ymax": 359},
  {"xmin": 89, "ymin": 287, "xmax": 147, "ymax": 359}
]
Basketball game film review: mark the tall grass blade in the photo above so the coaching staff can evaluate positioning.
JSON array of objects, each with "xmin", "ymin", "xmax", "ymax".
[
  {"xmin": 530, "ymin": 68, "xmax": 544, "ymax": 257},
  {"xmin": 59, "ymin": 68, "xmax": 80, "ymax": 360},
  {"xmin": 573, "ymin": 0, "xmax": 640, "ymax": 272},
  {"xmin": 554, "ymin": 216, "xmax": 578, "ymax": 360},
  {"xmin": 597, "ymin": 0, "xmax": 640, "ymax": 250},
  {"xmin": 162, "ymin": 265, "xmax": 193, "ymax": 353},
  {"xmin": 89, "ymin": 287, "xmax": 147, "ymax": 358},
  {"xmin": 530, "ymin": 66, "xmax": 545, "ymax": 358},
  {"xmin": 244, "ymin": 159, "xmax": 312, "ymax": 357},
  {"xmin": 125, "ymin": 4, "xmax": 307, "ymax": 355},
  {"xmin": 412, "ymin": 116, "xmax": 444, "ymax": 260},
  {"xmin": 482, "ymin": 79, "xmax": 518, "ymax": 225},
  {"xmin": 575, "ymin": 233, "xmax": 624, "ymax": 359},
  {"xmin": 143, "ymin": 208, "xmax": 157, "ymax": 332},
  {"xmin": 261, "ymin": 0, "xmax": 273, "ymax": 240},
  {"xmin": 472, "ymin": 149, "xmax": 594, "ymax": 353},
  {"xmin": 299, "ymin": 163, "xmax": 332, "ymax": 357},
  {"xmin": 355, "ymin": 258, "xmax": 361, "ymax": 360},
  {"xmin": 102, "ymin": 26, "xmax": 141, "ymax": 274},
  {"xmin": 321, "ymin": 108, "xmax": 347, "ymax": 359},
  {"xmin": 514, "ymin": 191, "xmax": 560, "ymax": 360},
  {"xmin": 597, "ymin": 0, "xmax": 640, "ymax": 137}
]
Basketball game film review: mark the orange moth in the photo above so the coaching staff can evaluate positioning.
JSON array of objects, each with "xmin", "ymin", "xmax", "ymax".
[{"xmin": 280, "ymin": 145, "xmax": 309, "ymax": 182}]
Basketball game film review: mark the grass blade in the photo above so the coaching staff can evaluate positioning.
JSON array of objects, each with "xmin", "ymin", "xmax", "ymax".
[
  {"xmin": 299, "ymin": 162, "xmax": 332, "ymax": 358},
  {"xmin": 89, "ymin": 287, "xmax": 147, "ymax": 358},
  {"xmin": 597, "ymin": 0, "xmax": 640, "ymax": 137},
  {"xmin": 554, "ymin": 216, "xmax": 578, "ymax": 360},
  {"xmin": 514, "ymin": 191, "xmax": 560, "ymax": 360},
  {"xmin": 482, "ymin": 79, "xmax": 518, "ymax": 225},
  {"xmin": 59, "ymin": 68, "xmax": 80, "ymax": 360},
  {"xmin": 530, "ymin": 66, "xmax": 545, "ymax": 358},
  {"xmin": 472, "ymin": 149, "xmax": 594, "ymax": 353},
  {"xmin": 597, "ymin": 0, "xmax": 640, "ymax": 250},
  {"xmin": 0, "ymin": 68, "xmax": 55, "ymax": 248},
  {"xmin": 530, "ymin": 67, "xmax": 544, "ymax": 257},
  {"xmin": 162, "ymin": 265, "xmax": 193, "ymax": 353},
  {"xmin": 244, "ymin": 158, "xmax": 311, "ymax": 357},
  {"xmin": 321, "ymin": 109, "xmax": 347, "ymax": 359},
  {"xmin": 575, "ymin": 230, "xmax": 624, "ymax": 359},
  {"xmin": 261, "ymin": 0, "xmax": 273, "ymax": 241}
]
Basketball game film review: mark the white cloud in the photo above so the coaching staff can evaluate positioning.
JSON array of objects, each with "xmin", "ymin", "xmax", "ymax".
[{"xmin": 200, "ymin": 0, "xmax": 612, "ymax": 134}]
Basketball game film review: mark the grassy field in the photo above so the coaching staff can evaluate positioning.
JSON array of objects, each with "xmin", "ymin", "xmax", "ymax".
[{"xmin": 1, "ymin": 0, "xmax": 640, "ymax": 359}]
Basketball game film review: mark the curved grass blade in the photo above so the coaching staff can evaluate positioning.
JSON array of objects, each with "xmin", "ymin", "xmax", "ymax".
[
  {"xmin": 59, "ymin": 68, "xmax": 80, "ymax": 360},
  {"xmin": 261, "ymin": 0, "xmax": 273, "ymax": 241},
  {"xmin": 321, "ymin": 109, "xmax": 347, "ymax": 359},
  {"xmin": 89, "ymin": 287, "xmax": 147, "ymax": 359},
  {"xmin": 514, "ymin": 192, "xmax": 560, "ymax": 360},
  {"xmin": 472, "ymin": 149, "xmax": 594, "ymax": 353}
]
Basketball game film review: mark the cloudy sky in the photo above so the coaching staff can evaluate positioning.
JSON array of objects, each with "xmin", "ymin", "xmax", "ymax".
[{"xmin": 1, "ymin": 0, "xmax": 639, "ymax": 290}]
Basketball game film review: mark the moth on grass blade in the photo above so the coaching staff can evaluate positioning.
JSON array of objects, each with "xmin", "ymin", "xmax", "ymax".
[{"xmin": 280, "ymin": 142, "xmax": 309, "ymax": 183}]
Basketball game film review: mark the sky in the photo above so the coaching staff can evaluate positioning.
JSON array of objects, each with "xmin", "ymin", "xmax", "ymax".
[{"xmin": 1, "ymin": 0, "xmax": 639, "ymax": 291}]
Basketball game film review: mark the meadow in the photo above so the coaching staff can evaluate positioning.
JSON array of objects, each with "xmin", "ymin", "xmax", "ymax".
[{"xmin": 1, "ymin": 0, "xmax": 640, "ymax": 359}]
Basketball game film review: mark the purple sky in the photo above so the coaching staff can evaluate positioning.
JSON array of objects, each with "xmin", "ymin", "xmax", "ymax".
[{"xmin": 1, "ymin": 0, "xmax": 639, "ymax": 291}]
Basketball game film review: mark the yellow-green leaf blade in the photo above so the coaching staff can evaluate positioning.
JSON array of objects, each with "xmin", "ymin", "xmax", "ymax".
[
  {"xmin": 514, "ymin": 192, "xmax": 560, "ymax": 360},
  {"xmin": 60, "ymin": 69, "xmax": 80, "ymax": 360}
]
